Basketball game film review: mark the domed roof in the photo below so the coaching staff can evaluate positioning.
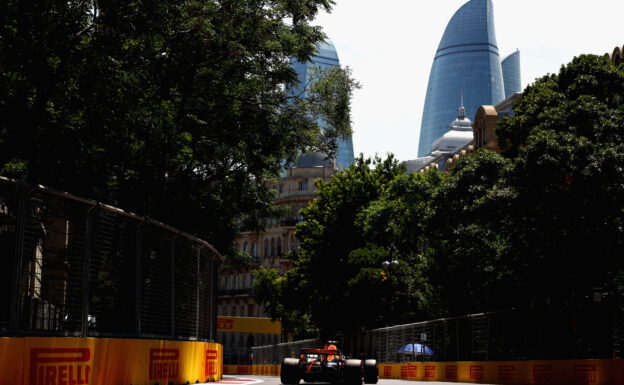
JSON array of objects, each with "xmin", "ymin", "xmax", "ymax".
[
  {"xmin": 430, "ymin": 130, "xmax": 474, "ymax": 153},
  {"xmin": 430, "ymin": 100, "xmax": 474, "ymax": 152},
  {"xmin": 449, "ymin": 101, "xmax": 472, "ymax": 131},
  {"xmin": 293, "ymin": 152, "xmax": 335, "ymax": 168}
]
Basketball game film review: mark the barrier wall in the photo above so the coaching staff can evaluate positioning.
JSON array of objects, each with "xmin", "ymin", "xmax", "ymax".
[
  {"xmin": 228, "ymin": 359, "xmax": 624, "ymax": 385},
  {"xmin": 378, "ymin": 361, "xmax": 624, "ymax": 384},
  {"xmin": 0, "ymin": 337, "xmax": 222, "ymax": 385},
  {"xmin": 223, "ymin": 364, "xmax": 280, "ymax": 376}
]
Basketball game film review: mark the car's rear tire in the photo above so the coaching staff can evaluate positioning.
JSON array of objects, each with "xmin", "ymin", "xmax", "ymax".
[
  {"xmin": 363, "ymin": 360, "xmax": 378, "ymax": 384},
  {"xmin": 344, "ymin": 359, "xmax": 362, "ymax": 385},
  {"xmin": 281, "ymin": 358, "xmax": 301, "ymax": 385}
]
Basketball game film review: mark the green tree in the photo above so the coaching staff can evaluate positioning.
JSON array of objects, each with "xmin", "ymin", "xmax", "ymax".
[
  {"xmin": 253, "ymin": 265, "xmax": 318, "ymax": 340},
  {"xmin": 255, "ymin": 155, "xmax": 426, "ymax": 338},
  {"xmin": 257, "ymin": 56, "xmax": 624, "ymax": 341},
  {"xmin": 426, "ymin": 149, "xmax": 516, "ymax": 315},
  {"xmin": 357, "ymin": 169, "xmax": 444, "ymax": 319},
  {"xmin": 0, "ymin": 0, "xmax": 358, "ymax": 253},
  {"xmin": 494, "ymin": 54, "xmax": 624, "ymax": 307}
]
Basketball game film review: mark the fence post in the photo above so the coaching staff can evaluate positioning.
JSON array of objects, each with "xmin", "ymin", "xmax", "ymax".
[
  {"xmin": 195, "ymin": 247, "xmax": 200, "ymax": 340},
  {"xmin": 81, "ymin": 204, "xmax": 97, "ymax": 337},
  {"xmin": 456, "ymin": 319, "xmax": 460, "ymax": 360},
  {"xmin": 210, "ymin": 254, "xmax": 217, "ymax": 341},
  {"xmin": 10, "ymin": 187, "xmax": 30, "ymax": 332},
  {"xmin": 171, "ymin": 236, "xmax": 176, "ymax": 338},
  {"xmin": 135, "ymin": 221, "xmax": 143, "ymax": 336}
]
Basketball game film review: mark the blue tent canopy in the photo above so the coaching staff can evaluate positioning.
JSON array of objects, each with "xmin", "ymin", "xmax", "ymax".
[{"xmin": 397, "ymin": 343, "xmax": 434, "ymax": 355}]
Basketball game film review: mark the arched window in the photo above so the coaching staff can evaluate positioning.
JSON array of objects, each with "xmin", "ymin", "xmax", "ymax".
[
  {"xmin": 270, "ymin": 238, "xmax": 275, "ymax": 257},
  {"xmin": 243, "ymin": 242, "xmax": 248, "ymax": 254},
  {"xmin": 264, "ymin": 239, "xmax": 269, "ymax": 258},
  {"xmin": 251, "ymin": 243, "xmax": 257, "ymax": 258},
  {"xmin": 277, "ymin": 238, "xmax": 282, "ymax": 255}
]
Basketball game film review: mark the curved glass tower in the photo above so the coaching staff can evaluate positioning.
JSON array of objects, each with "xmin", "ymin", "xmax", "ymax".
[
  {"xmin": 418, "ymin": 0, "xmax": 505, "ymax": 157},
  {"xmin": 502, "ymin": 50, "xmax": 522, "ymax": 98},
  {"xmin": 291, "ymin": 40, "xmax": 355, "ymax": 170}
]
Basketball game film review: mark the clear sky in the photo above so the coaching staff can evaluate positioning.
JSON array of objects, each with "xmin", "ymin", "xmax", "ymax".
[{"xmin": 314, "ymin": 0, "xmax": 624, "ymax": 161}]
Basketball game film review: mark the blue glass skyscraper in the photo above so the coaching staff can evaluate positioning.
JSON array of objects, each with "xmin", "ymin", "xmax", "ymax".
[
  {"xmin": 501, "ymin": 50, "xmax": 522, "ymax": 99},
  {"xmin": 291, "ymin": 39, "xmax": 354, "ymax": 170},
  {"xmin": 418, "ymin": 0, "xmax": 506, "ymax": 157}
]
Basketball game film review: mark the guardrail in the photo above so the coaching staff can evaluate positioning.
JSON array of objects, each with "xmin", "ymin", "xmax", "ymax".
[
  {"xmin": 0, "ymin": 176, "xmax": 222, "ymax": 341},
  {"xmin": 252, "ymin": 305, "xmax": 623, "ymax": 364}
]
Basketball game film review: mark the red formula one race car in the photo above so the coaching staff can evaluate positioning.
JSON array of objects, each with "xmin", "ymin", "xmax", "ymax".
[{"xmin": 280, "ymin": 344, "xmax": 378, "ymax": 385}]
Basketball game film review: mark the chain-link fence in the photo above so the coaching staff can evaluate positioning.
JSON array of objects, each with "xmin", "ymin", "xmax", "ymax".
[
  {"xmin": 0, "ymin": 177, "xmax": 221, "ymax": 341},
  {"xmin": 252, "ymin": 338, "xmax": 320, "ymax": 365},
  {"xmin": 253, "ymin": 305, "xmax": 623, "ymax": 364}
]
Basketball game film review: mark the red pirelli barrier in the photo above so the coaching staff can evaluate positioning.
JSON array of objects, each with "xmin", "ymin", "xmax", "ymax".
[
  {"xmin": 0, "ymin": 337, "xmax": 222, "ymax": 385},
  {"xmin": 378, "ymin": 359, "xmax": 624, "ymax": 384},
  {"xmin": 234, "ymin": 359, "xmax": 624, "ymax": 384}
]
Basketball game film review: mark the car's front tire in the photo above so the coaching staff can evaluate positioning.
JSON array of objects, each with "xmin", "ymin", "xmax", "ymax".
[{"xmin": 281, "ymin": 358, "xmax": 301, "ymax": 385}]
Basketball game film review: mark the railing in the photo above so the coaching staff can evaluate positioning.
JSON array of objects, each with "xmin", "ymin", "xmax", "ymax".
[
  {"xmin": 0, "ymin": 176, "xmax": 222, "ymax": 341},
  {"xmin": 252, "ymin": 305, "xmax": 624, "ymax": 364},
  {"xmin": 252, "ymin": 338, "xmax": 320, "ymax": 365}
]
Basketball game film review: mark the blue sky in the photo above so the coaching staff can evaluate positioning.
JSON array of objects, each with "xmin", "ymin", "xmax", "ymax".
[{"xmin": 314, "ymin": 0, "xmax": 624, "ymax": 161}]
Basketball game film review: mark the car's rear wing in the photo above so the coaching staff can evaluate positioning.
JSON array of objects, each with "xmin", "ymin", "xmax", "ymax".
[{"xmin": 300, "ymin": 349, "xmax": 340, "ymax": 355}]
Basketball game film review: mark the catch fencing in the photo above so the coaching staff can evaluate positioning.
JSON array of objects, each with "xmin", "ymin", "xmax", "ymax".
[
  {"xmin": 252, "ymin": 338, "xmax": 320, "ymax": 365},
  {"xmin": 0, "ymin": 176, "xmax": 221, "ymax": 341},
  {"xmin": 253, "ymin": 305, "xmax": 623, "ymax": 363}
]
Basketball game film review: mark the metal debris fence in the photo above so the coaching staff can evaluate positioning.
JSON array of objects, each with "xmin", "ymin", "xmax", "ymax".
[
  {"xmin": 252, "ymin": 338, "xmax": 320, "ymax": 365},
  {"xmin": 253, "ymin": 305, "xmax": 623, "ymax": 364},
  {"xmin": 0, "ymin": 176, "xmax": 221, "ymax": 341}
]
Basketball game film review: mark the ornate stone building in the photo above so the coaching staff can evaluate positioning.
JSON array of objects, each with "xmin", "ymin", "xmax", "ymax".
[
  {"xmin": 217, "ymin": 153, "xmax": 336, "ymax": 319},
  {"xmin": 471, "ymin": 92, "xmax": 520, "ymax": 153},
  {"xmin": 607, "ymin": 44, "xmax": 623, "ymax": 65}
]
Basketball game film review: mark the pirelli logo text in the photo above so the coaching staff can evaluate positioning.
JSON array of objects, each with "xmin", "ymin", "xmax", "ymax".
[
  {"xmin": 29, "ymin": 348, "xmax": 91, "ymax": 385},
  {"xmin": 149, "ymin": 348, "xmax": 180, "ymax": 381},
  {"xmin": 205, "ymin": 349, "xmax": 218, "ymax": 377},
  {"xmin": 217, "ymin": 318, "xmax": 234, "ymax": 330}
]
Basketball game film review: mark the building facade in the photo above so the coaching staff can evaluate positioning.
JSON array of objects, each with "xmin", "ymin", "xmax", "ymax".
[
  {"xmin": 406, "ymin": 91, "xmax": 521, "ymax": 173},
  {"xmin": 418, "ymin": 0, "xmax": 519, "ymax": 157},
  {"xmin": 291, "ymin": 39, "xmax": 355, "ymax": 170},
  {"xmin": 606, "ymin": 44, "xmax": 624, "ymax": 65},
  {"xmin": 501, "ymin": 50, "xmax": 522, "ymax": 99},
  {"xmin": 218, "ymin": 38, "xmax": 350, "ymax": 364},
  {"xmin": 218, "ymin": 154, "xmax": 336, "ymax": 363},
  {"xmin": 406, "ymin": 102, "xmax": 475, "ymax": 173}
]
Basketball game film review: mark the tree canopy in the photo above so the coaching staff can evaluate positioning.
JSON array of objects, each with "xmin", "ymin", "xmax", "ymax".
[
  {"xmin": 0, "ymin": 0, "xmax": 358, "ymax": 253},
  {"xmin": 255, "ymin": 156, "xmax": 435, "ymax": 338},
  {"xmin": 255, "ymin": 54, "xmax": 624, "ymax": 340}
]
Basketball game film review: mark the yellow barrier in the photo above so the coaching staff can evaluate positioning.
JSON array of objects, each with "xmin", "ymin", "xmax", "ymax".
[
  {"xmin": 230, "ymin": 359, "xmax": 624, "ymax": 384},
  {"xmin": 379, "ymin": 360, "xmax": 624, "ymax": 384},
  {"xmin": 223, "ymin": 364, "xmax": 280, "ymax": 376},
  {"xmin": 217, "ymin": 317, "xmax": 281, "ymax": 335},
  {"xmin": 0, "ymin": 337, "xmax": 222, "ymax": 385}
]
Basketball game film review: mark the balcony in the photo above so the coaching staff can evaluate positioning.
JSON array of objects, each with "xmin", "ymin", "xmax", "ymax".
[{"xmin": 218, "ymin": 288, "xmax": 254, "ymax": 297}]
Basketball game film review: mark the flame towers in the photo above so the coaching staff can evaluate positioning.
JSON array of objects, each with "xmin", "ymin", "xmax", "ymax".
[
  {"xmin": 291, "ymin": 39, "xmax": 355, "ymax": 170},
  {"xmin": 418, "ymin": 0, "xmax": 519, "ymax": 157}
]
